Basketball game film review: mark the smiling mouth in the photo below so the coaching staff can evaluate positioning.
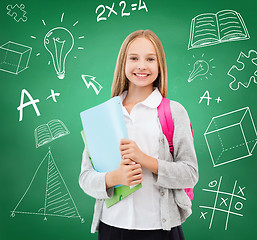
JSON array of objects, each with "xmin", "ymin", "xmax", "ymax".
[{"xmin": 134, "ymin": 73, "xmax": 149, "ymax": 77}]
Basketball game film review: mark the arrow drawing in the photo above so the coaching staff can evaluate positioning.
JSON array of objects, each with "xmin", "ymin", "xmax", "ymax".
[{"xmin": 81, "ymin": 74, "xmax": 103, "ymax": 95}]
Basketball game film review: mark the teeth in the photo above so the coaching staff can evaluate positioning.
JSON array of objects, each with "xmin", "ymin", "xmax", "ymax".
[{"xmin": 135, "ymin": 73, "xmax": 148, "ymax": 77}]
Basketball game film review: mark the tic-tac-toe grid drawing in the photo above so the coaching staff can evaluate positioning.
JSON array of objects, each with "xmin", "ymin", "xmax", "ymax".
[{"xmin": 199, "ymin": 176, "xmax": 246, "ymax": 230}]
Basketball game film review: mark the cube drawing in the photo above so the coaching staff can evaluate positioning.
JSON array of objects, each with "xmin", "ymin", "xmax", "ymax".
[
  {"xmin": 0, "ymin": 41, "xmax": 32, "ymax": 75},
  {"xmin": 204, "ymin": 107, "xmax": 257, "ymax": 167}
]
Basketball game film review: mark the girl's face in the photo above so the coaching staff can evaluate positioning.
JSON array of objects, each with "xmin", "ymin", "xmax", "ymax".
[{"xmin": 125, "ymin": 37, "xmax": 159, "ymax": 90}]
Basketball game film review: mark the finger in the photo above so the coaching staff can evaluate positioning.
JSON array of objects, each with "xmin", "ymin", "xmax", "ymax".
[
  {"xmin": 120, "ymin": 138, "xmax": 132, "ymax": 145},
  {"xmin": 130, "ymin": 163, "xmax": 142, "ymax": 170},
  {"xmin": 120, "ymin": 149, "xmax": 132, "ymax": 157},
  {"xmin": 122, "ymin": 154, "xmax": 131, "ymax": 161},
  {"xmin": 131, "ymin": 168, "xmax": 142, "ymax": 175},
  {"xmin": 129, "ymin": 181, "xmax": 142, "ymax": 186},
  {"xmin": 122, "ymin": 152, "xmax": 136, "ymax": 161},
  {"xmin": 121, "ymin": 158, "xmax": 134, "ymax": 165},
  {"xmin": 120, "ymin": 144, "xmax": 131, "ymax": 151},
  {"xmin": 130, "ymin": 172, "xmax": 142, "ymax": 180},
  {"xmin": 128, "ymin": 168, "xmax": 142, "ymax": 178},
  {"xmin": 122, "ymin": 156, "xmax": 136, "ymax": 164},
  {"xmin": 129, "ymin": 178, "xmax": 143, "ymax": 186}
]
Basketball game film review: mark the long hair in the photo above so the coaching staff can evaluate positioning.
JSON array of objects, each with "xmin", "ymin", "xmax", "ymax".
[{"xmin": 111, "ymin": 30, "xmax": 168, "ymax": 98}]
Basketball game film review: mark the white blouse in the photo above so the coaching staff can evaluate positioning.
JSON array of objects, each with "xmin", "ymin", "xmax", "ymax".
[{"xmin": 100, "ymin": 88, "xmax": 163, "ymax": 230}]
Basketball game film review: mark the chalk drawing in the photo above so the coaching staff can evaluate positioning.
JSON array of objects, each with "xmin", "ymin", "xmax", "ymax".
[
  {"xmin": 81, "ymin": 75, "xmax": 103, "ymax": 95},
  {"xmin": 96, "ymin": 0, "xmax": 148, "ymax": 22},
  {"xmin": 215, "ymin": 97, "xmax": 222, "ymax": 103},
  {"xmin": 199, "ymin": 90, "xmax": 222, "ymax": 106},
  {"xmin": 17, "ymin": 89, "xmax": 40, "ymax": 122},
  {"xmin": 10, "ymin": 148, "xmax": 84, "ymax": 223},
  {"xmin": 188, "ymin": 10, "xmax": 249, "ymax": 50},
  {"xmin": 44, "ymin": 27, "xmax": 74, "ymax": 79},
  {"xmin": 35, "ymin": 120, "xmax": 70, "ymax": 148},
  {"xmin": 228, "ymin": 49, "xmax": 257, "ymax": 90},
  {"xmin": 187, "ymin": 54, "xmax": 215, "ymax": 82},
  {"xmin": 30, "ymin": 13, "xmax": 85, "ymax": 77},
  {"xmin": 31, "ymin": 13, "xmax": 84, "ymax": 65},
  {"xmin": 199, "ymin": 90, "xmax": 212, "ymax": 106},
  {"xmin": 199, "ymin": 176, "xmax": 246, "ymax": 230},
  {"xmin": 0, "ymin": 41, "xmax": 32, "ymax": 75},
  {"xmin": 204, "ymin": 107, "xmax": 257, "ymax": 167},
  {"xmin": 6, "ymin": 4, "xmax": 27, "ymax": 22},
  {"xmin": 46, "ymin": 89, "xmax": 60, "ymax": 102}
]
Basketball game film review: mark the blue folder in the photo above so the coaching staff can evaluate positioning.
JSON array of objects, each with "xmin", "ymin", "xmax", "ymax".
[
  {"xmin": 80, "ymin": 97, "xmax": 142, "ymax": 207},
  {"xmin": 80, "ymin": 97, "xmax": 128, "ymax": 172}
]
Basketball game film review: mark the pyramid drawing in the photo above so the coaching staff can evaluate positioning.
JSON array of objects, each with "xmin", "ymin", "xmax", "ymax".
[{"xmin": 10, "ymin": 148, "xmax": 84, "ymax": 223}]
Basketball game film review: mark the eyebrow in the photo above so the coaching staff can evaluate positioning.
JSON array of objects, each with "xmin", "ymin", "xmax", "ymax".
[{"xmin": 127, "ymin": 53, "xmax": 157, "ymax": 56}]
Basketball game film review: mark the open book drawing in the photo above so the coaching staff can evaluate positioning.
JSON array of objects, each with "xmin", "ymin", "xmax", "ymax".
[
  {"xmin": 35, "ymin": 119, "xmax": 70, "ymax": 148},
  {"xmin": 188, "ymin": 10, "xmax": 250, "ymax": 50}
]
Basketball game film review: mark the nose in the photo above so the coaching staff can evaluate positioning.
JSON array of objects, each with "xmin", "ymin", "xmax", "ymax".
[{"xmin": 137, "ymin": 59, "xmax": 147, "ymax": 70}]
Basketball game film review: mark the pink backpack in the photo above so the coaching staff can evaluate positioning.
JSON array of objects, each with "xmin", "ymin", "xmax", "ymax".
[{"xmin": 157, "ymin": 98, "xmax": 194, "ymax": 201}]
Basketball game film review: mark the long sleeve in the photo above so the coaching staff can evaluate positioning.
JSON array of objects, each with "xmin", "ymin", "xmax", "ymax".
[
  {"xmin": 79, "ymin": 148, "xmax": 114, "ymax": 199},
  {"xmin": 156, "ymin": 101, "xmax": 199, "ymax": 189}
]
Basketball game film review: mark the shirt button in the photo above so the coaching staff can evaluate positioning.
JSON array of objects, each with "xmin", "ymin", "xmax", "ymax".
[
  {"xmin": 160, "ymin": 192, "xmax": 165, "ymax": 196},
  {"xmin": 160, "ymin": 138, "xmax": 164, "ymax": 143},
  {"xmin": 162, "ymin": 218, "xmax": 166, "ymax": 223}
]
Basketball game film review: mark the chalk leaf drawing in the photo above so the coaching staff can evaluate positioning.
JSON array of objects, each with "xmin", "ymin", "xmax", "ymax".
[
  {"xmin": 6, "ymin": 4, "xmax": 27, "ymax": 22},
  {"xmin": 199, "ymin": 176, "xmax": 246, "ymax": 230},
  {"xmin": 188, "ymin": 9, "xmax": 250, "ymax": 50},
  {"xmin": 204, "ymin": 107, "xmax": 257, "ymax": 167},
  {"xmin": 10, "ymin": 148, "xmax": 84, "ymax": 223},
  {"xmin": 35, "ymin": 119, "xmax": 70, "ymax": 148},
  {"xmin": 228, "ymin": 49, "xmax": 257, "ymax": 90},
  {"xmin": 0, "ymin": 41, "xmax": 32, "ymax": 75}
]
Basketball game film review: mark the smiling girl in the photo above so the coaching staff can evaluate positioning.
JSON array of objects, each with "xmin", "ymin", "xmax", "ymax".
[{"xmin": 79, "ymin": 30, "xmax": 198, "ymax": 240}]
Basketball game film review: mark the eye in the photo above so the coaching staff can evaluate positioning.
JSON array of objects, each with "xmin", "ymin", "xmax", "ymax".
[
  {"xmin": 148, "ymin": 57, "xmax": 156, "ymax": 62},
  {"xmin": 130, "ymin": 57, "xmax": 137, "ymax": 61}
]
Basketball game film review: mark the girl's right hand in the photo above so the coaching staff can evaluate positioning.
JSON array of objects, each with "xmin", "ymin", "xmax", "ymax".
[
  {"xmin": 117, "ymin": 159, "xmax": 143, "ymax": 186},
  {"xmin": 105, "ymin": 159, "xmax": 143, "ymax": 188}
]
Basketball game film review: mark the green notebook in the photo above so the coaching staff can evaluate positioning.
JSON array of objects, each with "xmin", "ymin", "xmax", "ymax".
[{"xmin": 81, "ymin": 130, "xmax": 142, "ymax": 208}]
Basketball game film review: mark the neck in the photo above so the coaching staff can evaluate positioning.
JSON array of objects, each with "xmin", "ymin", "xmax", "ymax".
[{"xmin": 125, "ymin": 84, "xmax": 154, "ymax": 104}]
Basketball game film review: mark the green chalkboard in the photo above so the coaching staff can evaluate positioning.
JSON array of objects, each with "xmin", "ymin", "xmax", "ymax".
[{"xmin": 1, "ymin": 0, "xmax": 257, "ymax": 239}]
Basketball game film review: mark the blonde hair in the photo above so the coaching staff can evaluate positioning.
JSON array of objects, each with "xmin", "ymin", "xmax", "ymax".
[{"xmin": 111, "ymin": 30, "xmax": 168, "ymax": 98}]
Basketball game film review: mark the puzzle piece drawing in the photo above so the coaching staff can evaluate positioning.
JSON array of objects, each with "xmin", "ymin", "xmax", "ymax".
[
  {"xmin": 228, "ymin": 50, "xmax": 257, "ymax": 90},
  {"xmin": 6, "ymin": 4, "xmax": 27, "ymax": 22}
]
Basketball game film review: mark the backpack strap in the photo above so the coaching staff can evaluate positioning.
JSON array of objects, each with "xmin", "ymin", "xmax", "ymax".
[
  {"xmin": 157, "ymin": 97, "xmax": 194, "ymax": 201},
  {"xmin": 157, "ymin": 98, "xmax": 174, "ymax": 154}
]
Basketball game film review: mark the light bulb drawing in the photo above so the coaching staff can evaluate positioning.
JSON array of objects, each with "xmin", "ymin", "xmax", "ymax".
[
  {"xmin": 30, "ymin": 12, "xmax": 85, "ymax": 79},
  {"xmin": 188, "ymin": 60, "xmax": 209, "ymax": 82},
  {"xmin": 44, "ymin": 27, "xmax": 74, "ymax": 79},
  {"xmin": 187, "ymin": 54, "xmax": 215, "ymax": 83}
]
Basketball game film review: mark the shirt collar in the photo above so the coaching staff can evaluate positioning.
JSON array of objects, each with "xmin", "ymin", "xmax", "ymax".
[{"xmin": 119, "ymin": 88, "xmax": 162, "ymax": 109}]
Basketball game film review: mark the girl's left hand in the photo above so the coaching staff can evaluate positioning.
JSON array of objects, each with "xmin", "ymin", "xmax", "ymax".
[{"xmin": 120, "ymin": 139, "xmax": 146, "ymax": 165}]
